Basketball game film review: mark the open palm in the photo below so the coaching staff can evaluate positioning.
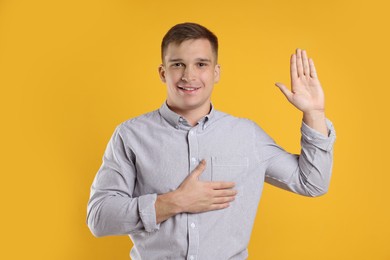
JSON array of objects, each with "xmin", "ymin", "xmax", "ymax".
[{"xmin": 275, "ymin": 49, "xmax": 325, "ymax": 113}]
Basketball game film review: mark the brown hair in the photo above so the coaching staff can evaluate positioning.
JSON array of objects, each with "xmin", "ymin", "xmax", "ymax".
[{"xmin": 161, "ymin": 22, "xmax": 218, "ymax": 63}]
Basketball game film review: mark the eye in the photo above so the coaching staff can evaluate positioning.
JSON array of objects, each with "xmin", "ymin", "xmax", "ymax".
[
  {"xmin": 172, "ymin": 63, "xmax": 184, "ymax": 67},
  {"xmin": 198, "ymin": 63, "xmax": 207, "ymax": 67}
]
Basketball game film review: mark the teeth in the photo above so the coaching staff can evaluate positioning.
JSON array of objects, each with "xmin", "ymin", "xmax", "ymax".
[{"xmin": 180, "ymin": 87, "xmax": 197, "ymax": 91}]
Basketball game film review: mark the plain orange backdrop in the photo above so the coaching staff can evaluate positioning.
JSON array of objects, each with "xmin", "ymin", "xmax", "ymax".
[{"xmin": 1, "ymin": 0, "xmax": 389, "ymax": 259}]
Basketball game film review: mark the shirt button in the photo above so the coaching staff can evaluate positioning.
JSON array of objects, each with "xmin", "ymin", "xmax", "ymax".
[
  {"xmin": 175, "ymin": 125, "xmax": 179, "ymax": 129},
  {"xmin": 189, "ymin": 130, "xmax": 194, "ymax": 136},
  {"xmin": 190, "ymin": 223, "xmax": 196, "ymax": 229},
  {"xmin": 191, "ymin": 158, "xmax": 197, "ymax": 164},
  {"xmin": 189, "ymin": 256, "xmax": 195, "ymax": 260}
]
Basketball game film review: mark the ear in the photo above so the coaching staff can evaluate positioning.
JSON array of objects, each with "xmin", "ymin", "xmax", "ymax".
[
  {"xmin": 214, "ymin": 64, "xmax": 221, "ymax": 84},
  {"xmin": 158, "ymin": 64, "xmax": 166, "ymax": 83}
]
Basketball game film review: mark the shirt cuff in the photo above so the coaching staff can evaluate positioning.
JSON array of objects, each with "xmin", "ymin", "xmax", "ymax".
[
  {"xmin": 301, "ymin": 118, "xmax": 336, "ymax": 152},
  {"xmin": 138, "ymin": 193, "xmax": 160, "ymax": 232}
]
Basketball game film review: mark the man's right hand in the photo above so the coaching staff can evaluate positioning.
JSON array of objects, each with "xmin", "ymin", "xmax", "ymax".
[{"xmin": 155, "ymin": 160, "xmax": 237, "ymax": 224}]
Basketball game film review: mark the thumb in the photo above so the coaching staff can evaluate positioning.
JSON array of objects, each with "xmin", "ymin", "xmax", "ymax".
[
  {"xmin": 275, "ymin": 82, "xmax": 293, "ymax": 102},
  {"xmin": 191, "ymin": 160, "xmax": 206, "ymax": 179}
]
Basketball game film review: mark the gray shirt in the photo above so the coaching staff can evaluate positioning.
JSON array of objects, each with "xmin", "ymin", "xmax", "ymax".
[{"xmin": 87, "ymin": 102, "xmax": 336, "ymax": 260}]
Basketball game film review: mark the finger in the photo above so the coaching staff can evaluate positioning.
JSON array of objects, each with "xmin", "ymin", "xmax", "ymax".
[
  {"xmin": 209, "ymin": 203, "xmax": 230, "ymax": 211},
  {"xmin": 302, "ymin": 49, "xmax": 310, "ymax": 76},
  {"xmin": 309, "ymin": 58, "xmax": 318, "ymax": 78},
  {"xmin": 213, "ymin": 189, "xmax": 238, "ymax": 197},
  {"xmin": 296, "ymin": 48, "xmax": 304, "ymax": 77},
  {"xmin": 191, "ymin": 159, "xmax": 206, "ymax": 179},
  {"xmin": 290, "ymin": 53, "xmax": 298, "ymax": 80},
  {"xmin": 209, "ymin": 181, "xmax": 235, "ymax": 190},
  {"xmin": 212, "ymin": 196, "xmax": 235, "ymax": 204},
  {"xmin": 275, "ymin": 82, "xmax": 293, "ymax": 101}
]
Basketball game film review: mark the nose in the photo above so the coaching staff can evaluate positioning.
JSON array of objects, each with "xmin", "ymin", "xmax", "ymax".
[{"xmin": 181, "ymin": 66, "xmax": 195, "ymax": 82}]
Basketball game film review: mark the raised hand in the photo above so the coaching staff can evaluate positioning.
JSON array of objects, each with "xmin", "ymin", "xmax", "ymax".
[
  {"xmin": 275, "ymin": 48, "xmax": 324, "ymax": 113},
  {"xmin": 275, "ymin": 49, "xmax": 328, "ymax": 136},
  {"xmin": 155, "ymin": 160, "xmax": 237, "ymax": 224}
]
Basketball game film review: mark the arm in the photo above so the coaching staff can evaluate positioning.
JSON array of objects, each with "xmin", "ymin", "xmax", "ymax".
[
  {"xmin": 257, "ymin": 120, "xmax": 335, "ymax": 197},
  {"xmin": 87, "ymin": 127, "xmax": 237, "ymax": 236},
  {"xmin": 262, "ymin": 49, "xmax": 335, "ymax": 196},
  {"xmin": 86, "ymin": 126, "xmax": 158, "ymax": 237}
]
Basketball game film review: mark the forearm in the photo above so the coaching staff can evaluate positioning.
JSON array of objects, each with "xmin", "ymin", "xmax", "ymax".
[
  {"xmin": 298, "ymin": 119, "xmax": 335, "ymax": 195},
  {"xmin": 265, "ymin": 119, "xmax": 336, "ymax": 196},
  {"xmin": 298, "ymin": 134, "xmax": 334, "ymax": 195},
  {"xmin": 87, "ymin": 192, "xmax": 159, "ymax": 237}
]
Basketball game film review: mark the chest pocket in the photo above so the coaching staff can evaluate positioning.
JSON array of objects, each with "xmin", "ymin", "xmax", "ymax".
[{"xmin": 211, "ymin": 156, "xmax": 249, "ymax": 182}]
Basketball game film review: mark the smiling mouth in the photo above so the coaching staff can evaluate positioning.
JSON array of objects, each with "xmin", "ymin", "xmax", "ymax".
[{"xmin": 178, "ymin": 86, "xmax": 200, "ymax": 91}]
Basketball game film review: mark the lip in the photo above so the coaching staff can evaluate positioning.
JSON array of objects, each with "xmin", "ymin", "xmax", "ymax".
[{"xmin": 177, "ymin": 85, "xmax": 201, "ymax": 93}]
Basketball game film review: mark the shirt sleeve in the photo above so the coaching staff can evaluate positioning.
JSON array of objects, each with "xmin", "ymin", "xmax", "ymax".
[
  {"xmin": 255, "ymin": 119, "xmax": 336, "ymax": 197},
  {"xmin": 87, "ymin": 125, "xmax": 160, "ymax": 237}
]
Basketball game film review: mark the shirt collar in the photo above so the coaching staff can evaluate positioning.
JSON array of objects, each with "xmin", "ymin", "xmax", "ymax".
[{"xmin": 159, "ymin": 102, "xmax": 215, "ymax": 130}]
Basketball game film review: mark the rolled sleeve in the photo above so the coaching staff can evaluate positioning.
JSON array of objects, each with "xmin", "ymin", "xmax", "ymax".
[
  {"xmin": 301, "ymin": 118, "xmax": 336, "ymax": 152},
  {"xmin": 262, "ymin": 118, "xmax": 336, "ymax": 196},
  {"xmin": 138, "ymin": 193, "xmax": 160, "ymax": 232}
]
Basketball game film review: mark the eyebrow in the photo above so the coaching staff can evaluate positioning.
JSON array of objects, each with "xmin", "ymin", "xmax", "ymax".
[{"xmin": 168, "ymin": 58, "xmax": 212, "ymax": 63}]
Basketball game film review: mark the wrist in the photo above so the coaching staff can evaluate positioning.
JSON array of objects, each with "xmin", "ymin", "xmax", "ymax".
[
  {"xmin": 302, "ymin": 110, "xmax": 328, "ymax": 136},
  {"xmin": 170, "ymin": 189, "xmax": 186, "ymax": 214},
  {"xmin": 159, "ymin": 190, "xmax": 184, "ymax": 215},
  {"xmin": 155, "ymin": 191, "xmax": 183, "ymax": 224},
  {"xmin": 303, "ymin": 110, "xmax": 325, "ymax": 123}
]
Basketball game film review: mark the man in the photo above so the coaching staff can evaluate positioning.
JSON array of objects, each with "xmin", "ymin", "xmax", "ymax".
[{"xmin": 87, "ymin": 23, "xmax": 336, "ymax": 259}]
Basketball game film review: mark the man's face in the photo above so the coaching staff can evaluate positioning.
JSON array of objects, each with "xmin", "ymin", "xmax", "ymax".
[{"xmin": 159, "ymin": 39, "xmax": 220, "ymax": 114}]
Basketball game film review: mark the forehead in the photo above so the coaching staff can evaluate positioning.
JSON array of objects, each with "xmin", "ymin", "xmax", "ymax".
[{"xmin": 164, "ymin": 39, "xmax": 216, "ymax": 63}]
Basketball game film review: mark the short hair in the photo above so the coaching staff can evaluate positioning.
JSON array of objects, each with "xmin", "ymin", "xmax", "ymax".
[{"xmin": 161, "ymin": 22, "xmax": 218, "ymax": 63}]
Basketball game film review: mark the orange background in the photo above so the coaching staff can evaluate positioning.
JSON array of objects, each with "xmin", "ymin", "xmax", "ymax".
[{"xmin": 1, "ymin": 0, "xmax": 389, "ymax": 259}]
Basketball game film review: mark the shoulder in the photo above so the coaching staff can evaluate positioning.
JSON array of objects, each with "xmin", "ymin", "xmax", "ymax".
[
  {"xmin": 214, "ymin": 110, "xmax": 259, "ymax": 129},
  {"xmin": 117, "ymin": 109, "xmax": 161, "ymax": 133},
  {"xmin": 214, "ymin": 109, "xmax": 272, "ymax": 139}
]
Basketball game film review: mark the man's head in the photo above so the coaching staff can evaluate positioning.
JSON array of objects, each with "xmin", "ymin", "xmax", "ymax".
[
  {"xmin": 158, "ymin": 23, "xmax": 221, "ymax": 120},
  {"xmin": 161, "ymin": 22, "xmax": 218, "ymax": 64}
]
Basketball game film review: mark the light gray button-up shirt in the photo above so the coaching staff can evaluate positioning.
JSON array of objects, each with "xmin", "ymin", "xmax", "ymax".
[{"xmin": 87, "ymin": 102, "xmax": 336, "ymax": 260}]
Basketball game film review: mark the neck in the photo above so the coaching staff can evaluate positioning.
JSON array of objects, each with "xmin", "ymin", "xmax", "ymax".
[{"xmin": 167, "ymin": 102, "xmax": 211, "ymax": 126}]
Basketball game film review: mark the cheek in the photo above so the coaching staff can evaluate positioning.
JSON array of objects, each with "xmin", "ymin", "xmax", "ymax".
[
  {"xmin": 164, "ymin": 74, "xmax": 177, "ymax": 86},
  {"xmin": 167, "ymin": 71, "xmax": 182, "ymax": 83},
  {"xmin": 201, "ymin": 72, "xmax": 216, "ymax": 85}
]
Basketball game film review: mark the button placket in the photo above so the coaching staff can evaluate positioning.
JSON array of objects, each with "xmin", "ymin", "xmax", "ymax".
[{"xmin": 187, "ymin": 127, "xmax": 199, "ymax": 260}]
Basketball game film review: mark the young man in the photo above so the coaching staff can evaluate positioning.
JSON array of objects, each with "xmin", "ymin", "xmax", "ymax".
[{"xmin": 87, "ymin": 23, "xmax": 336, "ymax": 259}]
